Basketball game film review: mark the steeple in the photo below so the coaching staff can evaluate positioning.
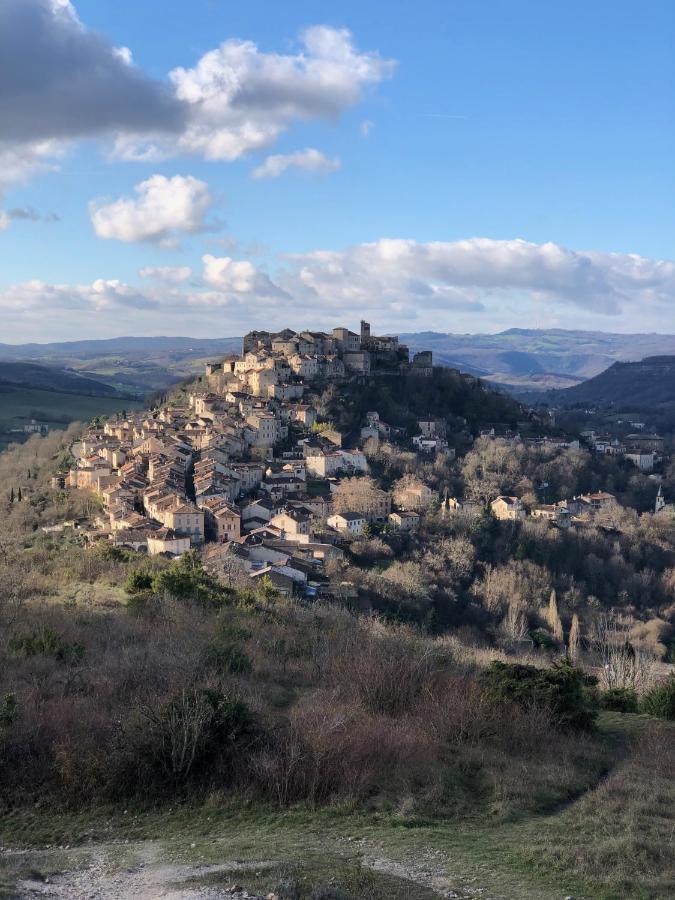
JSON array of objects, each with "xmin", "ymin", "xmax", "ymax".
[{"xmin": 655, "ymin": 484, "xmax": 666, "ymax": 514}]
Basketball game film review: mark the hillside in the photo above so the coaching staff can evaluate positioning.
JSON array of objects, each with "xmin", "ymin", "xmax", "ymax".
[
  {"xmin": 0, "ymin": 361, "xmax": 122, "ymax": 397},
  {"xmin": 401, "ymin": 328, "xmax": 675, "ymax": 389},
  {"xmin": 0, "ymin": 362, "xmax": 141, "ymax": 447},
  {"xmin": 0, "ymin": 336, "xmax": 242, "ymax": 395},
  {"xmin": 541, "ymin": 356, "xmax": 675, "ymax": 409}
]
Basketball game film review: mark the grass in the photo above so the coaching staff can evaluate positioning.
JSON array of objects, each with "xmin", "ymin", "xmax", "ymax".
[{"xmin": 0, "ymin": 385, "xmax": 143, "ymax": 432}]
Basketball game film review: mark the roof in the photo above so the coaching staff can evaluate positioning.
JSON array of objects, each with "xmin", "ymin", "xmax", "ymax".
[{"xmin": 332, "ymin": 511, "xmax": 365, "ymax": 522}]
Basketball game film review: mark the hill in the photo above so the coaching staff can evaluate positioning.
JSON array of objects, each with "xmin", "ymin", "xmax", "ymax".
[
  {"xmin": 5, "ymin": 330, "xmax": 675, "ymax": 394},
  {"xmin": 538, "ymin": 356, "xmax": 675, "ymax": 410},
  {"xmin": 0, "ymin": 336, "xmax": 242, "ymax": 396},
  {"xmin": 401, "ymin": 328, "xmax": 675, "ymax": 390},
  {"xmin": 0, "ymin": 362, "xmax": 141, "ymax": 447},
  {"xmin": 0, "ymin": 361, "xmax": 123, "ymax": 397}
]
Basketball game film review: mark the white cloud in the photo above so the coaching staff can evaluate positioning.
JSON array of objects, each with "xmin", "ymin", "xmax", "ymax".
[
  {"xmin": 0, "ymin": 211, "xmax": 10, "ymax": 232},
  {"xmin": 139, "ymin": 265, "xmax": 192, "ymax": 283},
  {"xmin": 90, "ymin": 174, "xmax": 214, "ymax": 245},
  {"xmin": 121, "ymin": 26, "xmax": 394, "ymax": 162},
  {"xmin": 282, "ymin": 237, "xmax": 675, "ymax": 319},
  {"xmin": 5, "ymin": 237, "xmax": 674, "ymax": 340},
  {"xmin": 0, "ymin": 8, "xmax": 393, "ymax": 188},
  {"xmin": 202, "ymin": 254, "xmax": 284, "ymax": 298},
  {"xmin": 0, "ymin": 278, "xmax": 158, "ymax": 314},
  {"xmin": 0, "ymin": 139, "xmax": 66, "ymax": 199},
  {"xmin": 251, "ymin": 148, "xmax": 341, "ymax": 179},
  {"xmin": 360, "ymin": 119, "xmax": 374, "ymax": 137}
]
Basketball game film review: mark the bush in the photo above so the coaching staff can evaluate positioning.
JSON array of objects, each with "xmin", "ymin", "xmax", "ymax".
[
  {"xmin": 9, "ymin": 627, "xmax": 84, "ymax": 664},
  {"xmin": 641, "ymin": 674, "xmax": 675, "ymax": 720},
  {"xmin": 204, "ymin": 642, "xmax": 252, "ymax": 674},
  {"xmin": 530, "ymin": 628, "xmax": 557, "ymax": 650},
  {"xmin": 152, "ymin": 552, "xmax": 233, "ymax": 606},
  {"xmin": 0, "ymin": 694, "xmax": 17, "ymax": 727},
  {"xmin": 600, "ymin": 687, "xmax": 639, "ymax": 713},
  {"xmin": 125, "ymin": 569, "xmax": 153, "ymax": 594},
  {"xmin": 479, "ymin": 659, "xmax": 598, "ymax": 731},
  {"xmin": 138, "ymin": 688, "xmax": 253, "ymax": 784}
]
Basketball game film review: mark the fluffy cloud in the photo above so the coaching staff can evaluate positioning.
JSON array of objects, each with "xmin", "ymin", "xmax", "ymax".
[
  {"xmin": 5, "ymin": 237, "xmax": 674, "ymax": 341},
  {"xmin": 0, "ymin": 278, "xmax": 157, "ymax": 314},
  {"xmin": 90, "ymin": 175, "xmax": 214, "ymax": 245},
  {"xmin": 202, "ymin": 255, "xmax": 285, "ymax": 299},
  {"xmin": 0, "ymin": 7, "xmax": 392, "ymax": 189},
  {"xmin": 118, "ymin": 26, "xmax": 394, "ymax": 161},
  {"xmin": 0, "ymin": 212, "xmax": 10, "ymax": 232},
  {"xmin": 139, "ymin": 265, "xmax": 192, "ymax": 283},
  {"xmin": 282, "ymin": 238, "xmax": 675, "ymax": 318},
  {"xmin": 0, "ymin": 1, "xmax": 183, "ymax": 144},
  {"xmin": 251, "ymin": 148, "xmax": 341, "ymax": 179}
]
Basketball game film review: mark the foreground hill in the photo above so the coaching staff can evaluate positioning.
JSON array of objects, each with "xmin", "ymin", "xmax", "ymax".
[{"xmin": 541, "ymin": 356, "xmax": 675, "ymax": 410}]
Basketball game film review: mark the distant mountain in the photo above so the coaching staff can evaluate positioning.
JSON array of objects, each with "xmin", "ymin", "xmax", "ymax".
[
  {"xmin": 541, "ymin": 356, "xmax": 675, "ymax": 410},
  {"xmin": 4, "ymin": 329, "xmax": 675, "ymax": 395},
  {"xmin": 400, "ymin": 329, "xmax": 675, "ymax": 389},
  {"xmin": 0, "ymin": 335, "xmax": 242, "ymax": 361}
]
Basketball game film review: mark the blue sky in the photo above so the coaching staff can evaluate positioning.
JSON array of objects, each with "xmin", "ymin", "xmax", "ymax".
[{"xmin": 1, "ymin": 0, "xmax": 674, "ymax": 341}]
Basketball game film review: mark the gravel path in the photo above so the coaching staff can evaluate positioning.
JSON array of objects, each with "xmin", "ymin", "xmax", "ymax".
[{"xmin": 14, "ymin": 843, "xmax": 270, "ymax": 900}]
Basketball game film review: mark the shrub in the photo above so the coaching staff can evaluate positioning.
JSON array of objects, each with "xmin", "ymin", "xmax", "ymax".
[
  {"xmin": 204, "ymin": 642, "xmax": 252, "ymax": 674},
  {"xmin": 125, "ymin": 569, "xmax": 153, "ymax": 594},
  {"xmin": 479, "ymin": 659, "xmax": 598, "ymax": 731},
  {"xmin": 9, "ymin": 627, "xmax": 84, "ymax": 664},
  {"xmin": 139, "ymin": 688, "xmax": 253, "ymax": 783},
  {"xmin": 641, "ymin": 673, "xmax": 675, "ymax": 720},
  {"xmin": 600, "ymin": 687, "xmax": 639, "ymax": 713},
  {"xmin": 530, "ymin": 628, "xmax": 557, "ymax": 650},
  {"xmin": 152, "ymin": 552, "xmax": 232, "ymax": 606},
  {"xmin": 0, "ymin": 694, "xmax": 17, "ymax": 727}
]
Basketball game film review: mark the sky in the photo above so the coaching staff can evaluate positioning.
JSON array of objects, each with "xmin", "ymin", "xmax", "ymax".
[{"xmin": 1, "ymin": 0, "xmax": 674, "ymax": 343}]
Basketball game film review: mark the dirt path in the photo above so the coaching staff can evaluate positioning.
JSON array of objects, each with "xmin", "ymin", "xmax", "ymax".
[{"xmin": 13, "ymin": 843, "xmax": 271, "ymax": 899}]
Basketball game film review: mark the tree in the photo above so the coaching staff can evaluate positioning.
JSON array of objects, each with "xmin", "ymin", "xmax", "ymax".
[
  {"xmin": 461, "ymin": 437, "xmax": 522, "ymax": 504},
  {"xmin": 546, "ymin": 589, "xmax": 564, "ymax": 643},
  {"xmin": 568, "ymin": 613, "xmax": 581, "ymax": 662},
  {"xmin": 332, "ymin": 476, "xmax": 388, "ymax": 520}
]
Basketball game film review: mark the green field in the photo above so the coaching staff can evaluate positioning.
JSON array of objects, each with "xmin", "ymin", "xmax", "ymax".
[{"xmin": 0, "ymin": 385, "xmax": 143, "ymax": 447}]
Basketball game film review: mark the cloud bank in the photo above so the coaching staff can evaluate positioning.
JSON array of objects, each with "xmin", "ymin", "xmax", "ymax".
[{"xmin": 2, "ymin": 237, "xmax": 674, "ymax": 341}]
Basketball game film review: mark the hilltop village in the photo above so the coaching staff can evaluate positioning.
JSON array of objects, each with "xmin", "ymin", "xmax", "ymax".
[{"xmin": 61, "ymin": 321, "xmax": 673, "ymax": 599}]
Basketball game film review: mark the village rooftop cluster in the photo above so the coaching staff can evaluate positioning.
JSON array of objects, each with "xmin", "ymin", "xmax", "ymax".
[
  {"xmin": 59, "ymin": 322, "xmax": 671, "ymax": 598},
  {"xmin": 58, "ymin": 323, "xmax": 440, "ymax": 596}
]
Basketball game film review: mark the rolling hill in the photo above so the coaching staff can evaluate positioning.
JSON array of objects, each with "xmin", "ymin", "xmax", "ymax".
[
  {"xmin": 4, "ymin": 329, "xmax": 675, "ymax": 396},
  {"xmin": 541, "ymin": 356, "xmax": 675, "ymax": 410}
]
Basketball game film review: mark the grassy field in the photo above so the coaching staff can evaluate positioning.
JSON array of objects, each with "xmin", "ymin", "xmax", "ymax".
[{"xmin": 0, "ymin": 386, "xmax": 143, "ymax": 447}]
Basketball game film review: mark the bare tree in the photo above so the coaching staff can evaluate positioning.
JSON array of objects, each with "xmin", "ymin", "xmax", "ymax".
[{"xmin": 592, "ymin": 613, "xmax": 657, "ymax": 693}]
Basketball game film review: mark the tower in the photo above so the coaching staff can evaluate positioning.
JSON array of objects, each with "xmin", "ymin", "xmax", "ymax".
[
  {"xmin": 655, "ymin": 485, "xmax": 666, "ymax": 514},
  {"xmin": 360, "ymin": 320, "xmax": 371, "ymax": 342}
]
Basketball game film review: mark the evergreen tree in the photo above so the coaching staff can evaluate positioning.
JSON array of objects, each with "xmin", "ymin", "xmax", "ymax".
[
  {"xmin": 9, "ymin": 488, "xmax": 14, "ymax": 504},
  {"xmin": 17, "ymin": 487, "xmax": 22, "ymax": 502}
]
